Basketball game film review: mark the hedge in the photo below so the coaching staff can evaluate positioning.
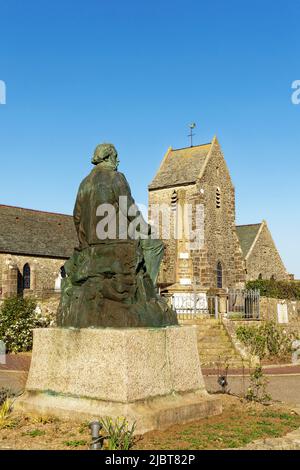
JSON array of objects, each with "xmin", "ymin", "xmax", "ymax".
[{"xmin": 246, "ymin": 279, "xmax": 300, "ymax": 301}]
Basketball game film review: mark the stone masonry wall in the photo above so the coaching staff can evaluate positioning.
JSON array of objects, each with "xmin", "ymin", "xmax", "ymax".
[
  {"xmin": 148, "ymin": 184, "xmax": 193, "ymax": 286},
  {"xmin": 246, "ymin": 223, "xmax": 289, "ymax": 281},
  {"xmin": 191, "ymin": 139, "xmax": 246, "ymax": 290},
  {"xmin": 0, "ymin": 253, "xmax": 66, "ymax": 298},
  {"xmin": 260, "ymin": 297, "xmax": 300, "ymax": 334}
]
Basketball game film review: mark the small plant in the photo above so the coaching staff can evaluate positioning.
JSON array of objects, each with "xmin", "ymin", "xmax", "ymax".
[
  {"xmin": 0, "ymin": 297, "xmax": 50, "ymax": 352},
  {"xmin": 100, "ymin": 416, "xmax": 136, "ymax": 450},
  {"xmin": 63, "ymin": 439, "xmax": 87, "ymax": 448},
  {"xmin": 0, "ymin": 397, "xmax": 13, "ymax": 428},
  {"xmin": 23, "ymin": 429, "xmax": 46, "ymax": 437},
  {"xmin": 245, "ymin": 365, "xmax": 271, "ymax": 404}
]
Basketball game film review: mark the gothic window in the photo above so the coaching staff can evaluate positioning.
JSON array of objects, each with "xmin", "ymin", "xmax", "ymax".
[
  {"xmin": 23, "ymin": 263, "xmax": 31, "ymax": 289},
  {"xmin": 216, "ymin": 187, "xmax": 221, "ymax": 209},
  {"xmin": 171, "ymin": 190, "xmax": 178, "ymax": 211},
  {"xmin": 217, "ymin": 261, "xmax": 223, "ymax": 288}
]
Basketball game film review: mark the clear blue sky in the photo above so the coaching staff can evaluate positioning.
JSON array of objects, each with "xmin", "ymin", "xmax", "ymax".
[{"xmin": 0, "ymin": 0, "xmax": 299, "ymax": 277}]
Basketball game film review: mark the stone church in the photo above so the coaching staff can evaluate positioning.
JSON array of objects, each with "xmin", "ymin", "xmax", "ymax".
[
  {"xmin": 0, "ymin": 205, "xmax": 77, "ymax": 300},
  {"xmin": 148, "ymin": 136, "xmax": 289, "ymax": 297},
  {"xmin": 236, "ymin": 221, "xmax": 289, "ymax": 282},
  {"xmin": 0, "ymin": 136, "xmax": 290, "ymax": 302}
]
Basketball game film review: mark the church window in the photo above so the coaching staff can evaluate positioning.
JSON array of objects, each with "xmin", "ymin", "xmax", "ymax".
[
  {"xmin": 171, "ymin": 190, "xmax": 178, "ymax": 211},
  {"xmin": 258, "ymin": 273, "xmax": 262, "ymax": 280},
  {"xmin": 23, "ymin": 263, "xmax": 31, "ymax": 289},
  {"xmin": 217, "ymin": 261, "xmax": 223, "ymax": 288},
  {"xmin": 216, "ymin": 187, "xmax": 221, "ymax": 209}
]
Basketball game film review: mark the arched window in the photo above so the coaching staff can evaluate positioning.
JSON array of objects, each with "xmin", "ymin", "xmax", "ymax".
[
  {"xmin": 23, "ymin": 263, "xmax": 31, "ymax": 289},
  {"xmin": 171, "ymin": 190, "xmax": 178, "ymax": 211},
  {"xmin": 217, "ymin": 261, "xmax": 223, "ymax": 288},
  {"xmin": 258, "ymin": 273, "xmax": 262, "ymax": 280},
  {"xmin": 216, "ymin": 187, "xmax": 221, "ymax": 209}
]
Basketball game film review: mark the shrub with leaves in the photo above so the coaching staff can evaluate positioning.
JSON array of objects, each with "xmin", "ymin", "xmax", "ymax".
[
  {"xmin": 236, "ymin": 321, "xmax": 297, "ymax": 360},
  {"xmin": 0, "ymin": 297, "xmax": 49, "ymax": 353}
]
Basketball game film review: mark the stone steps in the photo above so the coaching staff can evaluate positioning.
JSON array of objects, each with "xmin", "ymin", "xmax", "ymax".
[{"xmin": 180, "ymin": 318, "xmax": 244, "ymax": 368}]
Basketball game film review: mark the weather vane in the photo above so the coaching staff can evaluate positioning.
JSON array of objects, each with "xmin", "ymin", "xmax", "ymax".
[{"xmin": 188, "ymin": 123, "xmax": 196, "ymax": 147}]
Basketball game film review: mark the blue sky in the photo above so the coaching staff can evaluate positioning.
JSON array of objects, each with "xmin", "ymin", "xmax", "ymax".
[{"xmin": 0, "ymin": 0, "xmax": 299, "ymax": 277}]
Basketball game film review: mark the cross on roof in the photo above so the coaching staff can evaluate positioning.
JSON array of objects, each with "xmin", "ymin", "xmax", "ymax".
[{"xmin": 188, "ymin": 123, "xmax": 196, "ymax": 147}]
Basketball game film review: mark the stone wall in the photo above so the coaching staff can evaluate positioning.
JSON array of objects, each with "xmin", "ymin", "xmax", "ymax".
[
  {"xmin": 149, "ymin": 185, "xmax": 184, "ymax": 286},
  {"xmin": 0, "ymin": 253, "xmax": 66, "ymax": 299},
  {"xmin": 260, "ymin": 297, "xmax": 300, "ymax": 334},
  {"xmin": 246, "ymin": 223, "xmax": 288, "ymax": 281},
  {"xmin": 192, "ymin": 139, "xmax": 245, "ymax": 290}
]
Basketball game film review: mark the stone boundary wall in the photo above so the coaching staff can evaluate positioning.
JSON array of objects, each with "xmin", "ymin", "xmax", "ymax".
[
  {"xmin": 260, "ymin": 297, "xmax": 300, "ymax": 334},
  {"xmin": 221, "ymin": 318, "xmax": 259, "ymax": 366}
]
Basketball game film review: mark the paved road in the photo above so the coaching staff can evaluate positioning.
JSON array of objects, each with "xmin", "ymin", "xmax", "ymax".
[{"xmin": 204, "ymin": 366, "xmax": 300, "ymax": 407}]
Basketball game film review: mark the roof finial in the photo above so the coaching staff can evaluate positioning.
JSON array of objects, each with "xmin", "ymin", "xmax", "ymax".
[{"xmin": 188, "ymin": 123, "xmax": 196, "ymax": 147}]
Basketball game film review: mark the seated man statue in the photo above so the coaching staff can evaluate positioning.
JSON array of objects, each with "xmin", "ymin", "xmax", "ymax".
[{"xmin": 57, "ymin": 143, "xmax": 177, "ymax": 328}]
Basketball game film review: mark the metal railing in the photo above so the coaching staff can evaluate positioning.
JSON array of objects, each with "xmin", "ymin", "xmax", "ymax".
[
  {"xmin": 164, "ymin": 293, "xmax": 219, "ymax": 319},
  {"xmin": 227, "ymin": 288, "xmax": 260, "ymax": 319}
]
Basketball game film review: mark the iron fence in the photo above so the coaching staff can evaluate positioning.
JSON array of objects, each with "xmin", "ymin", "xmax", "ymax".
[{"xmin": 227, "ymin": 288, "xmax": 260, "ymax": 319}]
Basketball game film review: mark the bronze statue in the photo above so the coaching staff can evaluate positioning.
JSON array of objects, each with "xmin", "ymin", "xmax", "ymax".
[{"xmin": 57, "ymin": 143, "xmax": 177, "ymax": 328}]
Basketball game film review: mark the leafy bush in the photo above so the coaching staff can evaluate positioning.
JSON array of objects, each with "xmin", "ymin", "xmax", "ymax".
[
  {"xmin": 236, "ymin": 321, "xmax": 297, "ymax": 360},
  {"xmin": 246, "ymin": 279, "xmax": 300, "ymax": 300},
  {"xmin": 0, "ymin": 297, "xmax": 49, "ymax": 353}
]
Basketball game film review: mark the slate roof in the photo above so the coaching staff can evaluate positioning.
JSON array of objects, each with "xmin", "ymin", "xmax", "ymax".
[
  {"xmin": 149, "ymin": 143, "xmax": 212, "ymax": 190},
  {"xmin": 236, "ymin": 223, "xmax": 262, "ymax": 257},
  {"xmin": 0, "ymin": 205, "xmax": 77, "ymax": 258}
]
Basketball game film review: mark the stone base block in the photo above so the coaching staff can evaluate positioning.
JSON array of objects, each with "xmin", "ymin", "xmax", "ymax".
[{"xmin": 15, "ymin": 326, "xmax": 222, "ymax": 434}]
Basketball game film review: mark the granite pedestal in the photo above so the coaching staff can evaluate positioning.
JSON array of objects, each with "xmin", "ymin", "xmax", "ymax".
[{"xmin": 16, "ymin": 326, "xmax": 222, "ymax": 434}]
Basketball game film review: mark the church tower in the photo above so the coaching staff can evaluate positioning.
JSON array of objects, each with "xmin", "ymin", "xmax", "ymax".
[{"xmin": 148, "ymin": 136, "xmax": 246, "ymax": 300}]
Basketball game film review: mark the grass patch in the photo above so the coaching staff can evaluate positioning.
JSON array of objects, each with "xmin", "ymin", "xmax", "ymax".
[
  {"xmin": 135, "ymin": 396, "xmax": 300, "ymax": 450},
  {"xmin": 63, "ymin": 440, "xmax": 87, "ymax": 448},
  {"xmin": 22, "ymin": 429, "xmax": 46, "ymax": 438}
]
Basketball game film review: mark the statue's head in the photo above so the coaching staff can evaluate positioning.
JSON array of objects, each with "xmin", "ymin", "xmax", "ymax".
[{"xmin": 92, "ymin": 143, "xmax": 119, "ymax": 169}]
